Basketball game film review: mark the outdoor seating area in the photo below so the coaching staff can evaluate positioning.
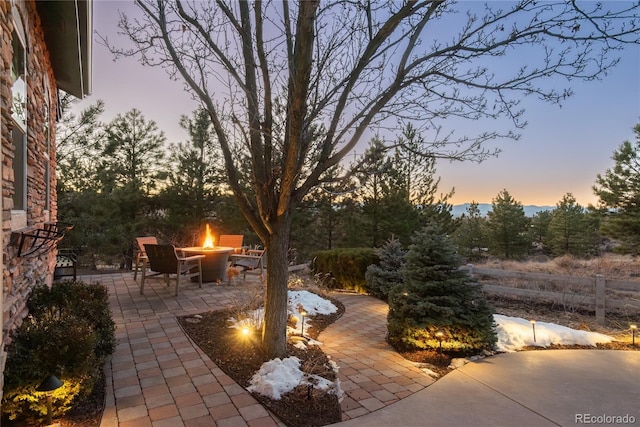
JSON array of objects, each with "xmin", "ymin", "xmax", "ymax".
[{"xmin": 133, "ymin": 231, "xmax": 266, "ymax": 295}]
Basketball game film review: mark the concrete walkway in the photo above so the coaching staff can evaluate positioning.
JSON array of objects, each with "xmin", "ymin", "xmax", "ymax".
[
  {"xmin": 84, "ymin": 272, "xmax": 639, "ymax": 427},
  {"xmin": 333, "ymin": 350, "xmax": 640, "ymax": 426}
]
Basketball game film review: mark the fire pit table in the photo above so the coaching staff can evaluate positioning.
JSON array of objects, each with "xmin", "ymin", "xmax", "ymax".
[{"xmin": 180, "ymin": 246, "xmax": 234, "ymax": 283}]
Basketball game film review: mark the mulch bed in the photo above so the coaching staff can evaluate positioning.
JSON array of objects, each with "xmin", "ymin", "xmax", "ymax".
[{"xmin": 177, "ymin": 295, "xmax": 346, "ymax": 427}]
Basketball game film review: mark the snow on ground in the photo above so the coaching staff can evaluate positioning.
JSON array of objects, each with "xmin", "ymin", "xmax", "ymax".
[
  {"xmin": 228, "ymin": 290, "xmax": 338, "ymax": 336},
  {"xmin": 238, "ymin": 292, "xmax": 615, "ymax": 400},
  {"xmin": 230, "ymin": 290, "xmax": 341, "ymax": 400},
  {"xmin": 247, "ymin": 356, "xmax": 339, "ymax": 399},
  {"xmin": 494, "ymin": 314, "xmax": 613, "ymax": 352},
  {"xmin": 287, "ymin": 290, "xmax": 338, "ymax": 337}
]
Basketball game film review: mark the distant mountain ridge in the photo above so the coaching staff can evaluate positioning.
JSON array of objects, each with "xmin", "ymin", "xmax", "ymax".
[{"xmin": 451, "ymin": 203, "xmax": 554, "ymax": 217}]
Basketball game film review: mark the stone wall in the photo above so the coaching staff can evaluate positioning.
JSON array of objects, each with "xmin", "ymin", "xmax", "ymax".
[{"xmin": 0, "ymin": 0, "xmax": 59, "ymax": 398}]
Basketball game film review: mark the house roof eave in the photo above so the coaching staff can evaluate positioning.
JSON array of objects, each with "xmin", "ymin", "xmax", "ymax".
[{"xmin": 36, "ymin": 0, "xmax": 93, "ymax": 99}]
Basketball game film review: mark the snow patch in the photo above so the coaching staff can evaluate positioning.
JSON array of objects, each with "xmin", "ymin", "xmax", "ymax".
[
  {"xmin": 494, "ymin": 314, "xmax": 613, "ymax": 352},
  {"xmin": 247, "ymin": 356, "xmax": 340, "ymax": 400}
]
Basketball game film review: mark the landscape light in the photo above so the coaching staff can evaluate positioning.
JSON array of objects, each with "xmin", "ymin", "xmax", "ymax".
[
  {"xmin": 530, "ymin": 320, "xmax": 536, "ymax": 343},
  {"xmin": 435, "ymin": 330, "xmax": 445, "ymax": 358},
  {"xmin": 37, "ymin": 375, "xmax": 63, "ymax": 425},
  {"xmin": 237, "ymin": 325, "xmax": 253, "ymax": 344},
  {"xmin": 631, "ymin": 324, "xmax": 637, "ymax": 346},
  {"xmin": 299, "ymin": 310, "xmax": 308, "ymax": 337}
]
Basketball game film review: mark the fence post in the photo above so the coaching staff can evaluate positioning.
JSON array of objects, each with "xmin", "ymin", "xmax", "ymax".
[
  {"xmin": 466, "ymin": 264, "xmax": 474, "ymax": 277},
  {"xmin": 595, "ymin": 275, "xmax": 605, "ymax": 325}
]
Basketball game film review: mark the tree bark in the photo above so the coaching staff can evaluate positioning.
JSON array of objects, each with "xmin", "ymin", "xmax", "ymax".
[{"xmin": 262, "ymin": 216, "xmax": 292, "ymax": 358}]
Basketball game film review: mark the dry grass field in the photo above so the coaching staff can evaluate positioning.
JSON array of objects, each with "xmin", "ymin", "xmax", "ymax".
[
  {"xmin": 475, "ymin": 254, "xmax": 640, "ymax": 342},
  {"xmin": 480, "ymin": 253, "xmax": 640, "ymax": 280}
]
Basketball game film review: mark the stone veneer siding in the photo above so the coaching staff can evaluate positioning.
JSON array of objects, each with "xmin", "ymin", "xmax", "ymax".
[{"xmin": 0, "ymin": 0, "xmax": 59, "ymax": 398}]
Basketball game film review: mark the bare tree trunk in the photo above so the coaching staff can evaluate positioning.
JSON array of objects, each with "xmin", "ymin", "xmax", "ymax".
[{"xmin": 262, "ymin": 218, "xmax": 292, "ymax": 358}]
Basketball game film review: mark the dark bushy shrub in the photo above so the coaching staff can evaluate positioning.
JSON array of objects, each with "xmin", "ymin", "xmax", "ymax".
[
  {"xmin": 1, "ymin": 280, "xmax": 115, "ymax": 424},
  {"xmin": 365, "ymin": 239, "xmax": 405, "ymax": 300},
  {"xmin": 27, "ymin": 281, "xmax": 115, "ymax": 358},
  {"xmin": 310, "ymin": 248, "xmax": 378, "ymax": 292},
  {"xmin": 2, "ymin": 317, "xmax": 97, "ymax": 422},
  {"xmin": 387, "ymin": 225, "xmax": 497, "ymax": 354}
]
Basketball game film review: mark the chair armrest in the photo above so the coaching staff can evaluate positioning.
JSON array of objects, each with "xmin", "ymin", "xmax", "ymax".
[
  {"xmin": 179, "ymin": 254, "xmax": 206, "ymax": 262},
  {"xmin": 230, "ymin": 254, "xmax": 262, "ymax": 261}
]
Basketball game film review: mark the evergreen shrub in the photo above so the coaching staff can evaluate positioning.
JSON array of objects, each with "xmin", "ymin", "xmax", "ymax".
[
  {"xmin": 387, "ymin": 225, "xmax": 497, "ymax": 354},
  {"xmin": 365, "ymin": 238, "xmax": 405, "ymax": 300},
  {"xmin": 310, "ymin": 248, "xmax": 378, "ymax": 292},
  {"xmin": 1, "ymin": 281, "xmax": 115, "ymax": 424},
  {"xmin": 28, "ymin": 281, "xmax": 115, "ymax": 358}
]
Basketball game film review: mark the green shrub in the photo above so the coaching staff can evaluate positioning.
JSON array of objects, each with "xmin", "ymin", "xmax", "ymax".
[
  {"xmin": 2, "ymin": 280, "xmax": 115, "ymax": 424},
  {"xmin": 310, "ymin": 248, "xmax": 378, "ymax": 292},
  {"xmin": 365, "ymin": 239, "xmax": 405, "ymax": 300},
  {"xmin": 387, "ymin": 225, "xmax": 497, "ymax": 354},
  {"xmin": 2, "ymin": 316, "xmax": 97, "ymax": 423},
  {"xmin": 27, "ymin": 281, "xmax": 115, "ymax": 358}
]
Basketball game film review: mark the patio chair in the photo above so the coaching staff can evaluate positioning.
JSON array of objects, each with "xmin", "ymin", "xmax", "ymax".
[
  {"xmin": 133, "ymin": 236, "xmax": 157, "ymax": 281},
  {"xmin": 140, "ymin": 244, "xmax": 205, "ymax": 296},
  {"xmin": 230, "ymin": 248, "xmax": 266, "ymax": 278},
  {"xmin": 218, "ymin": 234, "xmax": 244, "ymax": 254}
]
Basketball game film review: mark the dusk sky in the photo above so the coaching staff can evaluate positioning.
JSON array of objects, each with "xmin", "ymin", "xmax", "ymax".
[{"xmin": 76, "ymin": 1, "xmax": 640, "ymax": 207}]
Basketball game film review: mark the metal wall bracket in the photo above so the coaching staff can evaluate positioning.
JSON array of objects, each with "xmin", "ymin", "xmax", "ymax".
[{"xmin": 11, "ymin": 222, "xmax": 74, "ymax": 257}]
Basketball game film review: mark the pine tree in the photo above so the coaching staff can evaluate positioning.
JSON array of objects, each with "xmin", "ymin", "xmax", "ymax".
[
  {"xmin": 94, "ymin": 109, "xmax": 168, "ymax": 267},
  {"xmin": 55, "ymin": 95, "xmax": 106, "ymax": 255},
  {"xmin": 393, "ymin": 124, "xmax": 456, "ymax": 234},
  {"xmin": 593, "ymin": 123, "xmax": 640, "ymax": 254},
  {"xmin": 161, "ymin": 108, "xmax": 229, "ymax": 243},
  {"xmin": 530, "ymin": 210, "xmax": 553, "ymax": 254},
  {"xmin": 547, "ymin": 193, "xmax": 599, "ymax": 257},
  {"xmin": 451, "ymin": 201, "xmax": 488, "ymax": 261},
  {"xmin": 387, "ymin": 225, "xmax": 496, "ymax": 353},
  {"xmin": 356, "ymin": 137, "xmax": 419, "ymax": 247},
  {"xmin": 486, "ymin": 189, "xmax": 531, "ymax": 259},
  {"xmin": 365, "ymin": 238, "xmax": 406, "ymax": 300}
]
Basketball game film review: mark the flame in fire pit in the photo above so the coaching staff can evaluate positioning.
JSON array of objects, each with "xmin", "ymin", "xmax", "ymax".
[{"xmin": 202, "ymin": 224, "xmax": 215, "ymax": 249}]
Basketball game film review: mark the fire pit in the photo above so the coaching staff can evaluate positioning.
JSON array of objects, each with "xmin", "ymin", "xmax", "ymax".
[{"xmin": 181, "ymin": 225, "xmax": 233, "ymax": 283}]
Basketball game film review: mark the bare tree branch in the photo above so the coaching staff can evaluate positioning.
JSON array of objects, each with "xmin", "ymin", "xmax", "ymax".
[{"xmin": 100, "ymin": 0, "xmax": 640, "ymax": 357}]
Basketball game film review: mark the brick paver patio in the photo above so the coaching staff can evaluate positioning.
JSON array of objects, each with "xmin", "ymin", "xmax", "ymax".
[
  {"xmin": 79, "ymin": 271, "xmax": 434, "ymax": 426},
  {"xmin": 318, "ymin": 293, "xmax": 435, "ymax": 420}
]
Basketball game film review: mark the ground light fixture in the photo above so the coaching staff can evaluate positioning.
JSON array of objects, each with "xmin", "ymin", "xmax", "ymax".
[
  {"xmin": 435, "ymin": 330, "xmax": 445, "ymax": 358},
  {"xmin": 299, "ymin": 309, "xmax": 308, "ymax": 337},
  {"xmin": 236, "ymin": 324, "xmax": 253, "ymax": 344},
  {"xmin": 631, "ymin": 324, "xmax": 637, "ymax": 346},
  {"xmin": 37, "ymin": 374, "xmax": 63, "ymax": 425},
  {"xmin": 530, "ymin": 319, "xmax": 537, "ymax": 343}
]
